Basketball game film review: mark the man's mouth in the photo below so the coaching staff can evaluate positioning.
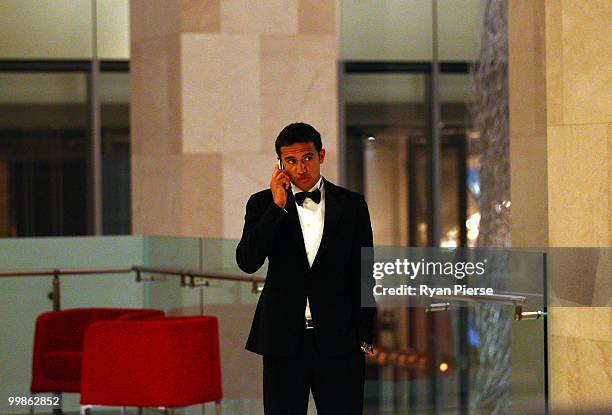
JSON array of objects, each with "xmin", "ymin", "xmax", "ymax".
[{"xmin": 297, "ymin": 177, "xmax": 310, "ymax": 182}]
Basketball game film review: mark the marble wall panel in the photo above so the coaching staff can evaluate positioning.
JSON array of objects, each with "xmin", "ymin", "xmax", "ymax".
[
  {"xmin": 609, "ymin": 123, "xmax": 612, "ymax": 244},
  {"xmin": 180, "ymin": 153, "xmax": 223, "ymax": 237},
  {"xmin": 549, "ymin": 333, "xmax": 612, "ymax": 412},
  {"xmin": 298, "ymin": 0, "xmax": 335, "ymax": 34},
  {"xmin": 545, "ymin": 0, "xmax": 564, "ymax": 127},
  {"xmin": 549, "ymin": 308, "xmax": 612, "ymax": 342},
  {"xmin": 260, "ymin": 34, "xmax": 337, "ymax": 160},
  {"xmin": 220, "ymin": 0, "xmax": 298, "ymax": 35},
  {"xmin": 130, "ymin": 37, "xmax": 182, "ymax": 156},
  {"xmin": 181, "ymin": 33, "xmax": 261, "ymax": 154},
  {"xmin": 547, "ymin": 124, "xmax": 609, "ymax": 247},
  {"xmin": 548, "ymin": 248, "xmax": 612, "ymax": 307},
  {"xmin": 131, "ymin": 154, "xmax": 182, "ymax": 235},
  {"xmin": 510, "ymin": 135, "xmax": 549, "ymax": 247},
  {"xmin": 131, "ymin": 0, "xmax": 339, "ymax": 239},
  {"xmin": 509, "ymin": 1, "xmax": 612, "ymax": 411},
  {"xmin": 130, "ymin": 0, "xmax": 181, "ymax": 43},
  {"xmin": 508, "ymin": 0, "xmax": 547, "ymax": 138},
  {"xmin": 559, "ymin": 0, "xmax": 612, "ymax": 125},
  {"xmin": 180, "ymin": 0, "xmax": 221, "ymax": 33},
  {"xmin": 222, "ymin": 152, "xmax": 278, "ymax": 239}
]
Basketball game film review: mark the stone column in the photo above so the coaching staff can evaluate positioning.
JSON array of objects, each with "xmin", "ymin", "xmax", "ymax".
[
  {"xmin": 129, "ymin": 0, "xmax": 338, "ymax": 238},
  {"xmin": 509, "ymin": 0, "xmax": 611, "ymax": 412}
]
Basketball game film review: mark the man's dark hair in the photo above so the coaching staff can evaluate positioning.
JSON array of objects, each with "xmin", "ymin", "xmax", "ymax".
[{"xmin": 275, "ymin": 122, "xmax": 323, "ymax": 157}]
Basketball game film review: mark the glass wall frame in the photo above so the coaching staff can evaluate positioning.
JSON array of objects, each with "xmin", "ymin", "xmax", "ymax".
[{"xmin": 0, "ymin": 60, "xmax": 130, "ymax": 237}]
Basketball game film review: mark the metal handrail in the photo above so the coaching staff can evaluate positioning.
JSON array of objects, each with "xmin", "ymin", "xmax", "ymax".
[
  {"xmin": 1, "ymin": 266, "xmax": 543, "ymax": 320},
  {"xmin": 430, "ymin": 292, "xmax": 526, "ymax": 306},
  {"xmin": 131, "ymin": 266, "xmax": 265, "ymax": 284},
  {"xmin": 0, "ymin": 266, "xmax": 266, "ymax": 311},
  {"xmin": 0, "ymin": 267, "xmax": 132, "ymax": 277},
  {"xmin": 424, "ymin": 293, "xmax": 545, "ymax": 321},
  {"xmin": 131, "ymin": 266, "xmax": 265, "ymax": 293}
]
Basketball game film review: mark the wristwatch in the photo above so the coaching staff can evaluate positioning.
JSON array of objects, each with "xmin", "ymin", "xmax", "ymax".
[{"xmin": 360, "ymin": 340, "xmax": 374, "ymax": 355}]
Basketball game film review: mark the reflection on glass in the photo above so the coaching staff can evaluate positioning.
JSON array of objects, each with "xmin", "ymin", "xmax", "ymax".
[
  {"xmin": 343, "ymin": 70, "xmax": 500, "ymax": 414},
  {"xmin": 0, "ymin": 73, "xmax": 89, "ymax": 236},
  {"xmin": 339, "ymin": 0, "xmax": 432, "ymax": 61},
  {"xmin": 100, "ymin": 72, "xmax": 130, "ymax": 234},
  {"xmin": 345, "ymin": 73, "xmax": 427, "ymax": 247},
  {"xmin": 345, "ymin": 73, "xmax": 479, "ymax": 250},
  {"xmin": 339, "ymin": 0, "xmax": 483, "ymax": 62},
  {"xmin": 438, "ymin": 0, "xmax": 483, "ymax": 62},
  {"xmin": 0, "ymin": 0, "xmax": 93, "ymax": 59},
  {"xmin": 440, "ymin": 74, "xmax": 480, "ymax": 249},
  {"xmin": 140, "ymin": 237, "xmax": 550, "ymax": 414},
  {"xmin": 97, "ymin": 0, "xmax": 130, "ymax": 60},
  {"xmin": 0, "ymin": 0, "xmax": 130, "ymax": 60}
]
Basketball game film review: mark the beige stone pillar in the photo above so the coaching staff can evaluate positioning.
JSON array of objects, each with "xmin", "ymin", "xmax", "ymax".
[
  {"xmin": 129, "ymin": 0, "xmax": 338, "ymax": 238},
  {"xmin": 509, "ymin": 0, "xmax": 611, "ymax": 412}
]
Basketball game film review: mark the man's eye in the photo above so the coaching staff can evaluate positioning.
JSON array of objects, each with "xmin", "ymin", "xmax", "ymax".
[
  {"xmin": 287, "ymin": 160, "xmax": 295, "ymax": 164},
  {"xmin": 304, "ymin": 156, "xmax": 312, "ymax": 161}
]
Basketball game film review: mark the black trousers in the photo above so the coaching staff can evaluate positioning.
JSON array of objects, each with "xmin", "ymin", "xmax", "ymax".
[{"xmin": 262, "ymin": 329, "xmax": 365, "ymax": 415}]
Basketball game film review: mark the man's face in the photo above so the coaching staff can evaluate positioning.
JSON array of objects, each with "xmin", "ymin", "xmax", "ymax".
[{"xmin": 279, "ymin": 141, "xmax": 325, "ymax": 192}]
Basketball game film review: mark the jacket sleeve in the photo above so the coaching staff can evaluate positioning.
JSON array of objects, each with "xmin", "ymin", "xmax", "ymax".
[
  {"xmin": 235, "ymin": 194, "xmax": 287, "ymax": 274},
  {"xmin": 353, "ymin": 194, "xmax": 377, "ymax": 344}
]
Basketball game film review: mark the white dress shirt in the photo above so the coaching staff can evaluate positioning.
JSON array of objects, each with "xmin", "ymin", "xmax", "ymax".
[{"xmin": 291, "ymin": 176, "xmax": 325, "ymax": 320}]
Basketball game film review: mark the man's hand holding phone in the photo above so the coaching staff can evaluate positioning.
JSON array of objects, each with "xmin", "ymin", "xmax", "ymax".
[{"xmin": 271, "ymin": 161, "xmax": 290, "ymax": 209}]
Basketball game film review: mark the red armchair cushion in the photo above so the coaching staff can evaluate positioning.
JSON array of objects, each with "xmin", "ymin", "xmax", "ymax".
[
  {"xmin": 31, "ymin": 308, "xmax": 165, "ymax": 393},
  {"xmin": 81, "ymin": 316, "xmax": 223, "ymax": 407},
  {"xmin": 42, "ymin": 351, "xmax": 82, "ymax": 380}
]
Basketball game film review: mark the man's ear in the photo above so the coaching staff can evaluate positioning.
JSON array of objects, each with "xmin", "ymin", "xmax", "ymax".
[{"xmin": 319, "ymin": 149, "xmax": 326, "ymax": 163}]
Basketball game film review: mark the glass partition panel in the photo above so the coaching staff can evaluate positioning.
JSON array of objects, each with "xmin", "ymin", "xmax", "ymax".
[
  {"xmin": 0, "ymin": 0, "xmax": 93, "ymax": 59},
  {"xmin": 363, "ymin": 248, "xmax": 546, "ymax": 414},
  {"xmin": 142, "ymin": 235, "xmax": 202, "ymax": 313},
  {"xmin": 339, "ymin": 0, "xmax": 432, "ymax": 61},
  {"xmin": 365, "ymin": 301, "xmax": 545, "ymax": 414},
  {"xmin": 438, "ymin": 0, "xmax": 482, "ymax": 62},
  {"xmin": 97, "ymin": 0, "xmax": 130, "ymax": 60},
  {"xmin": 0, "ymin": 235, "xmax": 145, "ymax": 414},
  {"xmin": 340, "ymin": 0, "xmax": 482, "ymax": 62},
  {"xmin": 1, "ymin": 237, "xmax": 555, "ymax": 414},
  {"xmin": 143, "ymin": 240, "xmax": 549, "ymax": 414},
  {"xmin": 145, "ymin": 237, "xmax": 267, "ymax": 413},
  {"xmin": 0, "ymin": 0, "xmax": 130, "ymax": 60}
]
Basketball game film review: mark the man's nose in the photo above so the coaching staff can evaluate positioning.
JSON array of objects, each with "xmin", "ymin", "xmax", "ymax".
[{"xmin": 297, "ymin": 161, "xmax": 307, "ymax": 173}]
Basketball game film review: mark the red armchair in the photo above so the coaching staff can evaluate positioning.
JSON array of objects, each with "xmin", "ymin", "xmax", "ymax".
[
  {"xmin": 80, "ymin": 316, "xmax": 223, "ymax": 414},
  {"xmin": 31, "ymin": 308, "xmax": 165, "ymax": 395}
]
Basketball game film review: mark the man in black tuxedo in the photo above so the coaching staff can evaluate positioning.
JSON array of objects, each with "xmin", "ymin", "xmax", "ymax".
[{"xmin": 236, "ymin": 122, "xmax": 376, "ymax": 414}]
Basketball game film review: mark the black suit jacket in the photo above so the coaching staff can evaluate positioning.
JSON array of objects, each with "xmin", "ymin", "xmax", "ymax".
[{"xmin": 236, "ymin": 177, "xmax": 376, "ymax": 357}]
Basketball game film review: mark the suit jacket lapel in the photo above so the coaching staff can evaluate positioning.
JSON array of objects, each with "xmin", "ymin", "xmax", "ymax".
[
  {"xmin": 312, "ymin": 177, "xmax": 345, "ymax": 269},
  {"xmin": 285, "ymin": 189, "xmax": 311, "ymax": 270}
]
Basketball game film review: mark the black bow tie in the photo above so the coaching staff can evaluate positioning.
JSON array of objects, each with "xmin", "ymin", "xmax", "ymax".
[{"xmin": 294, "ymin": 189, "xmax": 321, "ymax": 205}]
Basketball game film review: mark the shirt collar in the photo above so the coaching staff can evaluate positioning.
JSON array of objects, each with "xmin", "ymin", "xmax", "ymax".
[{"xmin": 292, "ymin": 175, "xmax": 324, "ymax": 195}]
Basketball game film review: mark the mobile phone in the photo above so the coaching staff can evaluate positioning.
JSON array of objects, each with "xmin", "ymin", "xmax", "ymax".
[{"xmin": 277, "ymin": 159, "xmax": 289, "ymax": 190}]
